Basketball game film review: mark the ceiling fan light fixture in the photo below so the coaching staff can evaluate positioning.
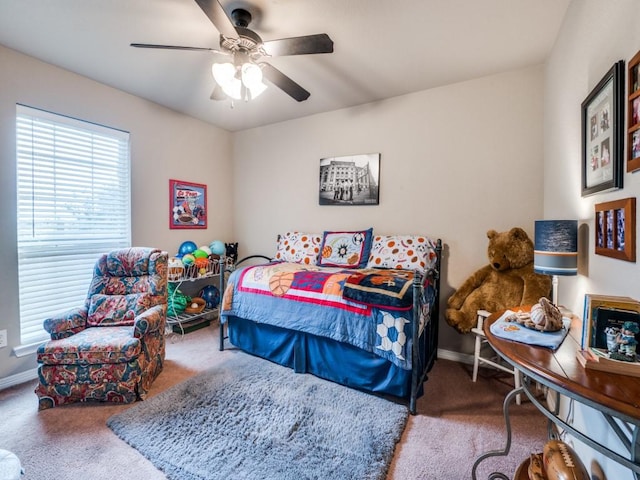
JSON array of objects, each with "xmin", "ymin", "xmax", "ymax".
[
  {"xmin": 211, "ymin": 61, "xmax": 234, "ymax": 85},
  {"xmin": 212, "ymin": 61, "xmax": 241, "ymax": 100},
  {"xmin": 212, "ymin": 60, "xmax": 266, "ymax": 101},
  {"xmin": 133, "ymin": 1, "xmax": 334, "ymax": 103},
  {"xmin": 241, "ymin": 63, "xmax": 267, "ymax": 98}
]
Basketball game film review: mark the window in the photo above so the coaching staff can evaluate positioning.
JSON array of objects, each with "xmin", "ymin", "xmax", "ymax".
[{"xmin": 16, "ymin": 105, "xmax": 131, "ymax": 346}]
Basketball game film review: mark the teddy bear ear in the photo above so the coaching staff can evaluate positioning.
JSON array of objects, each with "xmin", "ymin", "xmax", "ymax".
[
  {"xmin": 487, "ymin": 229, "xmax": 498, "ymax": 239},
  {"xmin": 509, "ymin": 227, "xmax": 529, "ymax": 240}
]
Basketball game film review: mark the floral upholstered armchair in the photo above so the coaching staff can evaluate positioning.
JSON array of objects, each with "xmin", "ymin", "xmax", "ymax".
[{"xmin": 35, "ymin": 247, "xmax": 168, "ymax": 410}]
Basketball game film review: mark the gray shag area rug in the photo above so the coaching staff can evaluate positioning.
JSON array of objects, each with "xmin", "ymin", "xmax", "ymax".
[{"xmin": 107, "ymin": 352, "xmax": 408, "ymax": 480}]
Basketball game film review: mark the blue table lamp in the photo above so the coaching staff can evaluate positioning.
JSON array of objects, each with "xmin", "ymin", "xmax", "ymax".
[{"xmin": 534, "ymin": 220, "xmax": 578, "ymax": 304}]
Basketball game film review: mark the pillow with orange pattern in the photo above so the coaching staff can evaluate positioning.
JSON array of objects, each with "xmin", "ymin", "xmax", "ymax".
[
  {"xmin": 366, "ymin": 235, "xmax": 438, "ymax": 273},
  {"xmin": 273, "ymin": 232, "xmax": 322, "ymax": 265}
]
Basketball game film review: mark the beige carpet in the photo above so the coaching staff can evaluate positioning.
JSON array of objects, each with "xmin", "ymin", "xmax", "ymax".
[{"xmin": 0, "ymin": 324, "xmax": 546, "ymax": 479}]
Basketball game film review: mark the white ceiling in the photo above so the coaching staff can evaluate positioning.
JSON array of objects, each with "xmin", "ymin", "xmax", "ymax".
[{"xmin": 0, "ymin": 0, "xmax": 570, "ymax": 132}]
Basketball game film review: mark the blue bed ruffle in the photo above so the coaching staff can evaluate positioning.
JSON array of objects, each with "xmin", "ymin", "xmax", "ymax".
[{"xmin": 220, "ymin": 262, "xmax": 424, "ymax": 369}]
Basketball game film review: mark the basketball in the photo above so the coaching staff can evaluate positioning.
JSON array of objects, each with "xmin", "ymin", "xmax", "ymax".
[{"xmin": 269, "ymin": 272, "xmax": 294, "ymax": 296}]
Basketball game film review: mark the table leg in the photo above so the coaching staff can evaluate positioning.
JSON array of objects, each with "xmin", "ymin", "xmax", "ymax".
[{"xmin": 471, "ymin": 386, "xmax": 524, "ymax": 480}]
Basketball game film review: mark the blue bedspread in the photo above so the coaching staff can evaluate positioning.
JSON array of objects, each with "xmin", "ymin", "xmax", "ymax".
[{"xmin": 220, "ymin": 262, "xmax": 422, "ymax": 369}]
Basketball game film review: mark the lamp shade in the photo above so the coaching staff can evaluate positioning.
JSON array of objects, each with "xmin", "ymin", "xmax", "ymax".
[{"xmin": 534, "ymin": 220, "xmax": 578, "ymax": 276}]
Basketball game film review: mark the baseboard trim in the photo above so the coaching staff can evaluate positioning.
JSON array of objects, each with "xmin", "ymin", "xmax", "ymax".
[
  {"xmin": 0, "ymin": 349, "xmax": 470, "ymax": 391},
  {"xmin": 0, "ymin": 368, "xmax": 38, "ymax": 391},
  {"xmin": 438, "ymin": 348, "xmax": 474, "ymax": 365}
]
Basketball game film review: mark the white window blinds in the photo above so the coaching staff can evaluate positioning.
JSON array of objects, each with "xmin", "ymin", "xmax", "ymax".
[{"xmin": 16, "ymin": 105, "xmax": 131, "ymax": 345}]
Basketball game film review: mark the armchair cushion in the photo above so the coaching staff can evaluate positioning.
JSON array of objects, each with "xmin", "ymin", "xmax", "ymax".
[
  {"xmin": 87, "ymin": 293, "xmax": 152, "ymax": 327},
  {"xmin": 37, "ymin": 326, "xmax": 141, "ymax": 365}
]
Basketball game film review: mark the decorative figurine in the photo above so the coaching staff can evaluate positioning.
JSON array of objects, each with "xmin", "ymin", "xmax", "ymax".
[
  {"xmin": 615, "ymin": 321, "xmax": 639, "ymax": 359},
  {"xmin": 605, "ymin": 326, "xmax": 620, "ymax": 353}
]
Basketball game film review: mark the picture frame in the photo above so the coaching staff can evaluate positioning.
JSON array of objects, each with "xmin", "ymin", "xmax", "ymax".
[
  {"xmin": 318, "ymin": 153, "xmax": 380, "ymax": 205},
  {"xmin": 169, "ymin": 179, "xmax": 207, "ymax": 229},
  {"xmin": 594, "ymin": 197, "xmax": 636, "ymax": 262},
  {"xmin": 627, "ymin": 50, "xmax": 640, "ymax": 172},
  {"xmin": 581, "ymin": 60, "xmax": 624, "ymax": 196}
]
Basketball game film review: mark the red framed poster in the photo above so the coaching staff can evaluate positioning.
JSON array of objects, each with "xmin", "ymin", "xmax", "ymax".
[{"xmin": 169, "ymin": 179, "xmax": 207, "ymax": 229}]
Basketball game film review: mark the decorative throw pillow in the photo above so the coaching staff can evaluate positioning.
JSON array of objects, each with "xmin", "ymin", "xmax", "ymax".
[
  {"xmin": 273, "ymin": 232, "xmax": 322, "ymax": 265},
  {"xmin": 366, "ymin": 235, "xmax": 438, "ymax": 273},
  {"xmin": 87, "ymin": 293, "xmax": 151, "ymax": 327},
  {"xmin": 318, "ymin": 228, "xmax": 373, "ymax": 268}
]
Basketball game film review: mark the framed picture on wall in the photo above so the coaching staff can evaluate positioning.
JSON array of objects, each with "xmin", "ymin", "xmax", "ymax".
[
  {"xmin": 627, "ymin": 50, "xmax": 640, "ymax": 172},
  {"xmin": 594, "ymin": 197, "xmax": 636, "ymax": 262},
  {"xmin": 169, "ymin": 179, "xmax": 207, "ymax": 229},
  {"xmin": 318, "ymin": 153, "xmax": 380, "ymax": 205},
  {"xmin": 581, "ymin": 60, "xmax": 624, "ymax": 196}
]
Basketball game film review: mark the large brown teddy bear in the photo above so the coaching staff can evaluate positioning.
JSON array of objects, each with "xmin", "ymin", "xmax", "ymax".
[{"xmin": 445, "ymin": 227, "xmax": 552, "ymax": 333}]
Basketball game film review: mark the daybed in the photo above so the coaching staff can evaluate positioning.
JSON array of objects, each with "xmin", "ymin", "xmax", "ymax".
[{"xmin": 219, "ymin": 230, "xmax": 442, "ymax": 414}]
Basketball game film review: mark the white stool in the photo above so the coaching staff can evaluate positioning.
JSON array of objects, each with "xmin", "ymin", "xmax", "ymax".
[
  {"xmin": 0, "ymin": 450, "xmax": 23, "ymax": 480},
  {"xmin": 471, "ymin": 309, "xmax": 522, "ymax": 405}
]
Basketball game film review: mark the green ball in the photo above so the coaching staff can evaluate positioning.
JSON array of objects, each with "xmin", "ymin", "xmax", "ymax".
[{"xmin": 192, "ymin": 249, "xmax": 208, "ymax": 259}]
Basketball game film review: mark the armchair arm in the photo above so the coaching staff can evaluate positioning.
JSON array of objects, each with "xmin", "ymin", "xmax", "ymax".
[
  {"xmin": 133, "ymin": 304, "xmax": 166, "ymax": 338},
  {"xmin": 43, "ymin": 307, "xmax": 88, "ymax": 340}
]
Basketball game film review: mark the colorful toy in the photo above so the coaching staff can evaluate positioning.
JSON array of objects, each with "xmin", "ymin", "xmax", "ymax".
[
  {"xmin": 199, "ymin": 245, "xmax": 212, "ymax": 256},
  {"xmin": 209, "ymin": 240, "xmax": 225, "ymax": 256},
  {"xmin": 616, "ymin": 321, "xmax": 639, "ymax": 358},
  {"xmin": 181, "ymin": 253, "xmax": 196, "ymax": 266},
  {"xmin": 194, "ymin": 257, "xmax": 209, "ymax": 269},
  {"xmin": 225, "ymin": 242, "xmax": 239, "ymax": 263},
  {"xmin": 200, "ymin": 285, "xmax": 221, "ymax": 308},
  {"xmin": 178, "ymin": 240, "xmax": 197, "ymax": 256},
  {"xmin": 168, "ymin": 257, "xmax": 185, "ymax": 281},
  {"xmin": 192, "ymin": 249, "xmax": 209, "ymax": 259}
]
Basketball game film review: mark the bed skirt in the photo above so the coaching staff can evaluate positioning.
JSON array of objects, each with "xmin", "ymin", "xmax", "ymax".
[{"xmin": 226, "ymin": 315, "xmax": 421, "ymax": 399}]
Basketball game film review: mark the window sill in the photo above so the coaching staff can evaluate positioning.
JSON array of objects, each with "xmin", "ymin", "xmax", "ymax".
[{"xmin": 13, "ymin": 340, "xmax": 45, "ymax": 358}]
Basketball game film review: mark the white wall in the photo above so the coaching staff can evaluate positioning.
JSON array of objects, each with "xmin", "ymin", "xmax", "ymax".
[
  {"xmin": 545, "ymin": 1, "xmax": 640, "ymax": 478},
  {"xmin": 232, "ymin": 65, "xmax": 546, "ymax": 353},
  {"xmin": 0, "ymin": 45, "xmax": 233, "ymax": 380}
]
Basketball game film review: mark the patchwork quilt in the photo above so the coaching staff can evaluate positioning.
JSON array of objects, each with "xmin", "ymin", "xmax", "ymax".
[{"xmin": 221, "ymin": 262, "xmax": 428, "ymax": 369}]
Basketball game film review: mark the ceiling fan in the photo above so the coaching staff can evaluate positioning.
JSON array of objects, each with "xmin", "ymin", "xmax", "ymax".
[{"xmin": 131, "ymin": 0, "xmax": 334, "ymax": 102}]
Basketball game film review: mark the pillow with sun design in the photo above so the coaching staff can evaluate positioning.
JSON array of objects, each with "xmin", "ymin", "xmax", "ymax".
[{"xmin": 318, "ymin": 228, "xmax": 373, "ymax": 268}]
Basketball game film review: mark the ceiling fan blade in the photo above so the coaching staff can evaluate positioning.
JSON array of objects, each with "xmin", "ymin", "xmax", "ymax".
[
  {"xmin": 193, "ymin": 0, "xmax": 239, "ymax": 39},
  {"xmin": 130, "ymin": 43, "xmax": 223, "ymax": 53},
  {"xmin": 262, "ymin": 34, "xmax": 333, "ymax": 57},
  {"xmin": 261, "ymin": 63, "xmax": 310, "ymax": 102}
]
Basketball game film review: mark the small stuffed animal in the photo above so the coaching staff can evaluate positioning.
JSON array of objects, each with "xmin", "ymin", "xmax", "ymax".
[
  {"xmin": 445, "ymin": 227, "xmax": 552, "ymax": 333},
  {"xmin": 506, "ymin": 297, "xmax": 564, "ymax": 332},
  {"xmin": 225, "ymin": 242, "xmax": 239, "ymax": 264}
]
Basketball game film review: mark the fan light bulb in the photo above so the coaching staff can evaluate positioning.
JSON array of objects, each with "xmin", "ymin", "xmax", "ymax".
[
  {"xmin": 212, "ymin": 62, "xmax": 240, "ymax": 100},
  {"xmin": 212, "ymin": 61, "xmax": 266, "ymax": 101}
]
